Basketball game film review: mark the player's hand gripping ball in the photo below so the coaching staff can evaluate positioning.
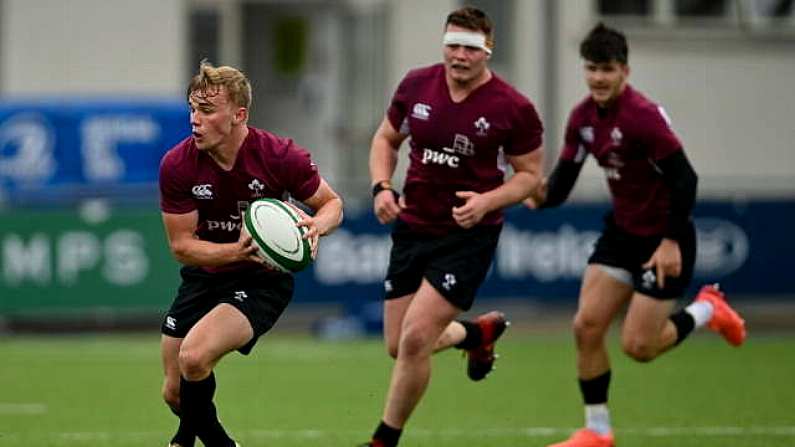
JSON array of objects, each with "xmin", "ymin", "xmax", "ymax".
[{"xmin": 244, "ymin": 198, "xmax": 314, "ymax": 272}]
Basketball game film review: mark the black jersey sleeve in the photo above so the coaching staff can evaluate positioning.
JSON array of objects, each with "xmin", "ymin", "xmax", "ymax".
[
  {"xmin": 656, "ymin": 150, "xmax": 698, "ymax": 241},
  {"xmin": 540, "ymin": 159, "xmax": 584, "ymax": 209}
]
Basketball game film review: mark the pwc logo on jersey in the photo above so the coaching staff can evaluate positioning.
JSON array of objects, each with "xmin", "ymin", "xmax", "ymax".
[
  {"xmin": 411, "ymin": 103, "xmax": 432, "ymax": 120},
  {"xmin": 207, "ymin": 214, "xmax": 243, "ymax": 232},
  {"xmin": 421, "ymin": 134, "xmax": 475, "ymax": 168},
  {"xmin": 192, "ymin": 184, "xmax": 213, "ymax": 200}
]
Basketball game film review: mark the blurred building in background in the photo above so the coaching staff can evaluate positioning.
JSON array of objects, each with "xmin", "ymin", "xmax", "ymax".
[{"xmin": 0, "ymin": 0, "xmax": 793, "ymax": 326}]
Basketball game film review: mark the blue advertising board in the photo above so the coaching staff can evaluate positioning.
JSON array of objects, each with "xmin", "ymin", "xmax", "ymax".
[
  {"xmin": 0, "ymin": 98, "xmax": 189, "ymax": 204},
  {"xmin": 0, "ymin": 98, "xmax": 790, "ymax": 315},
  {"xmin": 297, "ymin": 200, "xmax": 795, "ymax": 307},
  {"xmin": 0, "ymin": 200, "xmax": 790, "ymax": 316}
]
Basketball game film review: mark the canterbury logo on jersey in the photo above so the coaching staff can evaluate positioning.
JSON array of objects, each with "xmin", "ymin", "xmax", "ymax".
[
  {"xmin": 411, "ymin": 103, "xmax": 431, "ymax": 120},
  {"xmin": 192, "ymin": 184, "xmax": 213, "ymax": 199}
]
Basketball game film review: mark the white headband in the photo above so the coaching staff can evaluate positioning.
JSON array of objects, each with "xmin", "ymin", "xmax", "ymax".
[{"xmin": 443, "ymin": 31, "xmax": 492, "ymax": 55}]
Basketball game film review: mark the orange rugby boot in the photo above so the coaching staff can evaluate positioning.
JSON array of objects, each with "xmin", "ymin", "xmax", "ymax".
[
  {"xmin": 466, "ymin": 311, "xmax": 509, "ymax": 381},
  {"xmin": 695, "ymin": 284, "xmax": 746, "ymax": 346},
  {"xmin": 547, "ymin": 428, "xmax": 614, "ymax": 447}
]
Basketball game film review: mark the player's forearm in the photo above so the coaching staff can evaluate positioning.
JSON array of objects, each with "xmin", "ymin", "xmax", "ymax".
[
  {"xmin": 482, "ymin": 171, "xmax": 539, "ymax": 212},
  {"xmin": 312, "ymin": 197, "xmax": 344, "ymax": 236},
  {"xmin": 369, "ymin": 137, "xmax": 399, "ymax": 184},
  {"xmin": 169, "ymin": 238, "xmax": 243, "ymax": 267}
]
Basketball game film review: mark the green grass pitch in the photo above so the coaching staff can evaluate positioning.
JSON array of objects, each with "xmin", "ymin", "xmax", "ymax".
[{"xmin": 0, "ymin": 332, "xmax": 793, "ymax": 446}]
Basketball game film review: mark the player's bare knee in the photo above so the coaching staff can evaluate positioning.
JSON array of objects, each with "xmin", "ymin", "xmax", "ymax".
[
  {"xmin": 621, "ymin": 339, "xmax": 657, "ymax": 363},
  {"xmin": 178, "ymin": 348, "xmax": 211, "ymax": 379},
  {"xmin": 573, "ymin": 314, "xmax": 607, "ymax": 347},
  {"xmin": 398, "ymin": 327, "xmax": 431, "ymax": 359}
]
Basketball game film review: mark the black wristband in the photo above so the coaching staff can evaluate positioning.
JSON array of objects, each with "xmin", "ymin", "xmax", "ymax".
[{"xmin": 372, "ymin": 181, "xmax": 400, "ymax": 201}]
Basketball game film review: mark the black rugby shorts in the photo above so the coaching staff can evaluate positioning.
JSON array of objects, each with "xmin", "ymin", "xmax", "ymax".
[
  {"xmin": 588, "ymin": 214, "xmax": 696, "ymax": 299},
  {"xmin": 161, "ymin": 266, "xmax": 293, "ymax": 354},
  {"xmin": 384, "ymin": 219, "xmax": 501, "ymax": 311}
]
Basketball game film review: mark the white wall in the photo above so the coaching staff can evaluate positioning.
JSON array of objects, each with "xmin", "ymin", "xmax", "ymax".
[
  {"xmin": 386, "ymin": 0, "xmax": 454, "ymax": 94},
  {"xmin": 1, "ymin": 0, "xmax": 186, "ymax": 96},
  {"xmin": 513, "ymin": 0, "xmax": 547, "ymax": 131},
  {"xmin": 1, "ymin": 0, "xmax": 792, "ymax": 198},
  {"xmin": 385, "ymin": 0, "xmax": 454, "ymax": 188},
  {"xmin": 628, "ymin": 38, "xmax": 795, "ymax": 195}
]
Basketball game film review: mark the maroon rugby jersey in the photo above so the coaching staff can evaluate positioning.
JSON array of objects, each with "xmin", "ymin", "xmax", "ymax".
[
  {"xmin": 159, "ymin": 126, "xmax": 320, "ymax": 270},
  {"xmin": 387, "ymin": 64, "xmax": 543, "ymax": 232},
  {"xmin": 561, "ymin": 85, "xmax": 683, "ymax": 236}
]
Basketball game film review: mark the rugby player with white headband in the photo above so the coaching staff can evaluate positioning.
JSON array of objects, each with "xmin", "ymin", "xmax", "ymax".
[
  {"xmin": 361, "ymin": 6, "xmax": 544, "ymax": 447},
  {"xmin": 443, "ymin": 29, "xmax": 493, "ymax": 55}
]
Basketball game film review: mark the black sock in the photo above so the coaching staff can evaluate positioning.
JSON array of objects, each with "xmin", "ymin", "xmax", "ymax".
[
  {"xmin": 180, "ymin": 373, "xmax": 235, "ymax": 447},
  {"xmin": 454, "ymin": 320, "xmax": 482, "ymax": 350},
  {"xmin": 167, "ymin": 406, "xmax": 196, "ymax": 447},
  {"xmin": 669, "ymin": 309, "xmax": 696, "ymax": 345},
  {"xmin": 170, "ymin": 417, "xmax": 195, "ymax": 447},
  {"xmin": 579, "ymin": 370, "xmax": 611, "ymax": 405},
  {"xmin": 373, "ymin": 420, "xmax": 402, "ymax": 447}
]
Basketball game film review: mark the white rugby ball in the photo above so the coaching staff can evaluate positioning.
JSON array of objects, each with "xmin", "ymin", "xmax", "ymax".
[{"xmin": 244, "ymin": 198, "xmax": 312, "ymax": 272}]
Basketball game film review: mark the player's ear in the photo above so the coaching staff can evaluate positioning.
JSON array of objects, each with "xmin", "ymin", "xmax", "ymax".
[{"xmin": 234, "ymin": 107, "xmax": 248, "ymax": 124}]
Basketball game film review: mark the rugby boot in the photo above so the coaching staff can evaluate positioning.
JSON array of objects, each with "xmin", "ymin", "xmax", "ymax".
[
  {"xmin": 357, "ymin": 441, "xmax": 385, "ymax": 447},
  {"xmin": 466, "ymin": 310, "xmax": 509, "ymax": 381},
  {"xmin": 177, "ymin": 442, "xmax": 235, "ymax": 447},
  {"xmin": 547, "ymin": 428, "xmax": 614, "ymax": 447},
  {"xmin": 695, "ymin": 284, "xmax": 746, "ymax": 346},
  {"xmin": 168, "ymin": 436, "xmax": 236, "ymax": 446}
]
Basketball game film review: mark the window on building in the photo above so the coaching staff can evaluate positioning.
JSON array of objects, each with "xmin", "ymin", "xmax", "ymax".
[
  {"xmin": 675, "ymin": 0, "xmax": 730, "ymax": 16},
  {"xmin": 597, "ymin": 0, "xmax": 795, "ymax": 29},
  {"xmin": 188, "ymin": 8, "xmax": 220, "ymax": 71},
  {"xmin": 598, "ymin": 0, "xmax": 652, "ymax": 15},
  {"xmin": 751, "ymin": 0, "xmax": 794, "ymax": 17}
]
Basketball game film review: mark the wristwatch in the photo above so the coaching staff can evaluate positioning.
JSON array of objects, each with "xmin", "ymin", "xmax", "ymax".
[
  {"xmin": 372, "ymin": 180, "xmax": 400, "ymax": 200},
  {"xmin": 372, "ymin": 180, "xmax": 393, "ymax": 197}
]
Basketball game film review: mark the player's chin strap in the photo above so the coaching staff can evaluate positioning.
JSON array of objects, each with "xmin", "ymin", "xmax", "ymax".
[{"xmin": 443, "ymin": 31, "xmax": 493, "ymax": 55}]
